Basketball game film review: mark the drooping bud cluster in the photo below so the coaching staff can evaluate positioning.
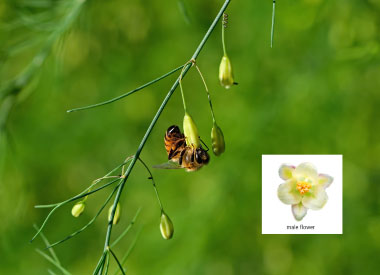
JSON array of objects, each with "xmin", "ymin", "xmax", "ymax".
[{"xmin": 219, "ymin": 13, "xmax": 236, "ymax": 89}]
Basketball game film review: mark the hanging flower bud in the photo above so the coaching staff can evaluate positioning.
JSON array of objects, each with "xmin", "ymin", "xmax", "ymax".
[
  {"xmin": 211, "ymin": 123, "xmax": 225, "ymax": 156},
  {"xmin": 183, "ymin": 112, "xmax": 200, "ymax": 148},
  {"xmin": 108, "ymin": 203, "xmax": 121, "ymax": 225},
  {"xmin": 71, "ymin": 201, "xmax": 85, "ymax": 218},
  {"xmin": 160, "ymin": 212, "xmax": 174, "ymax": 240},
  {"xmin": 219, "ymin": 55, "xmax": 234, "ymax": 89}
]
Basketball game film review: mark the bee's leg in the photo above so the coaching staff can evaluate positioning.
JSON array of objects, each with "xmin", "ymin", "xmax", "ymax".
[
  {"xmin": 168, "ymin": 148, "xmax": 176, "ymax": 160},
  {"xmin": 199, "ymin": 138, "xmax": 209, "ymax": 151},
  {"xmin": 179, "ymin": 149, "xmax": 186, "ymax": 166}
]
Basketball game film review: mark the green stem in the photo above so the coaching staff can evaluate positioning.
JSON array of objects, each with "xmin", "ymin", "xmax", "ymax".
[
  {"xmin": 31, "ymin": 157, "xmax": 133, "ymax": 242},
  {"xmin": 113, "ymin": 228, "xmax": 142, "ymax": 275},
  {"xmin": 93, "ymin": 252, "xmax": 107, "ymax": 275},
  {"xmin": 178, "ymin": 61, "xmax": 193, "ymax": 113},
  {"xmin": 45, "ymin": 182, "xmax": 121, "ymax": 250},
  {"xmin": 33, "ymin": 224, "xmax": 61, "ymax": 265},
  {"xmin": 193, "ymin": 64, "xmax": 216, "ymax": 123},
  {"xmin": 34, "ymin": 156, "xmax": 132, "ymax": 209},
  {"xmin": 35, "ymin": 177, "xmax": 120, "ymax": 209},
  {"xmin": 103, "ymin": 253, "xmax": 110, "ymax": 275},
  {"xmin": 99, "ymin": 0, "xmax": 231, "ymax": 271},
  {"xmin": 271, "ymin": 0, "xmax": 276, "ymax": 48},
  {"xmin": 36, "ymin": 249, "xmax": 71, "ymax": 275},
  {"xmin": 110, "ymin": 208, "xmax": 141, "ymax": 248},
  {"xmin": 138, "ymin": 158, "xmax": 164, "ymax": 212},
  {"xmin": 67, "ymin": 65, "xmax": 184, "ymax": 113},
  {"xmin": 222, "ymin": 21, "xmax": 227, "ymax": 56},
  {"xmin": 31, "ymin": 178, "xmax": 120, "ymax": 243},
  {"xmin": 109, "ymin": 248, "xmax": 125, "ymax": 275}
]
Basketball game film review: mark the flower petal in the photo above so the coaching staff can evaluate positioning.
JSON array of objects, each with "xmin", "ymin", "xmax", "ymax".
[
  {"xmin": 302, "ymin": 186, "xmax": 328, "ymax": 210},
  {"xmin": 279, "ymin": 164, "xmax": 295, "ymax": 180},
  {"xmin": 292, "ymin": 203, "xmax": 308, "ymax": 221},
  {"xmin": 318, "ymin": 174, "xmax": 333, "ymax": 189},
  {"xmin": 277, "ymin": 180, "xmax": 302, "ymax": 205},
  {"xmin": 294, "ymin": 162, "xmax": 318, "ymax": 181}
]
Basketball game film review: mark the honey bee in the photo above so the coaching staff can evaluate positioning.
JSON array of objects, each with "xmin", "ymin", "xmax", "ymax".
[{"xmin": 154, "ymin": 125, "xmax": 210, "ymax": 172}]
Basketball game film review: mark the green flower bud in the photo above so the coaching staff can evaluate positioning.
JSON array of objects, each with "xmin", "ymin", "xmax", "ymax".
[
  {"xmin": 211, "ymin": 123, "xmax": 225, "ymax": 156},
  {"xmin": 71, "ymin": 201, "xmax": 85, "ymax": 218},
  {"xmin": 108, "ymin": 203, "xmax": 121, "ymax": 225},
  {"xmin": 219, "ymin": 55, "xmax": 234, "ymax": 89},
  {"xmin": 183, "ymin": 112, "xmax": 200, "ymax": 148},
  {"xmin": 160, "ymin": 212, "xmax": 174, "ymax": 240}
]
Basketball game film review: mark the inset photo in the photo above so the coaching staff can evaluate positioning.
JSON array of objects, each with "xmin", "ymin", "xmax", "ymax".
[{"xmin": 262, "ymin": 155, "xmax": 342, "ymax": 234}]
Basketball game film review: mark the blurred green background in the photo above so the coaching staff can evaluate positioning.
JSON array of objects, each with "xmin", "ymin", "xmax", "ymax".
[{"xmin": 1, "ymin": 0, "xmax": 380, "ymax": 274}]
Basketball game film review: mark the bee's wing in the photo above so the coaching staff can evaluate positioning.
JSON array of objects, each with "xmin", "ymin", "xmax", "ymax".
[{"xmin": 153, "ymin": 161, "xmax": 183, "ymax": 170}]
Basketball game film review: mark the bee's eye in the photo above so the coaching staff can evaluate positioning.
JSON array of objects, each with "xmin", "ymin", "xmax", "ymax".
[{"xmin": 195, "ymin": 150, "xmax": 202, "ymax": 163}]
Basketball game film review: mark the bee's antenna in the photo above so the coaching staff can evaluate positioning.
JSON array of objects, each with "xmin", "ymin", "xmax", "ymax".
[{"xmin": 199, "ymin": 138, "xmax": 209, "ymax": 151}]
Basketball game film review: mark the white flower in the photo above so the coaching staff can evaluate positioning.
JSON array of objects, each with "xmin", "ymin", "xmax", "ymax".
[{"xmin": 277, "ymin": 162, "xmax": 333, "ymax": 221}]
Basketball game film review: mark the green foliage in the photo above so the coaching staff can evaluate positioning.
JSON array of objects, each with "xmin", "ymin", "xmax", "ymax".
[{"xmin": 1, "ymin": 0, "xmax": 380, "ymax": 274}]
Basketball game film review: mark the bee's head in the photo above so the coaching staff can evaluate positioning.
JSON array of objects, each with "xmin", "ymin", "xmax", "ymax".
[
  {"xmin": 167, "ymin": 125, "xmax": 181, "ymax": 136},
  {"xmin": 195, "ymin": 147, "xmax": 210, "ymax": 165}
]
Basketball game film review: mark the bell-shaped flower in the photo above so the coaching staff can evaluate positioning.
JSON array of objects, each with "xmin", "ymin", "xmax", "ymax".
[
  {"xmin": 183, "ymin": 112, "xmax": 200, "ymax": 148},
  {"xmin": 219, "ymin": 55, "xmax": 234, "ymax": 89},
  {"xmin": 277, "ymin": 162, "xmax": 333, "ymax": 221},
  {"xmin": 211, "ymin": 122, "xmax": 225, "ymax": 156},
  {"xmin": 160, "ymin": 211, "xmax": 174, "ymax": 240}
]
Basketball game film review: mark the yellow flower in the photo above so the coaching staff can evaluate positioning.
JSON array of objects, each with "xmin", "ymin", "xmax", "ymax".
[
  {"xmin": 277, "ymin": 163, "xmax": 333, "ymax": 221},
  {"xmin": 219, "ymin": 55, "xmax": 234, "ymax": 89}
]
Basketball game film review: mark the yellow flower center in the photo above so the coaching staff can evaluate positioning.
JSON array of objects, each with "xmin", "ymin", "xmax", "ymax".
[{"xmin": 296, "ymin": 181, "xmax": 312, "ymax": 195}]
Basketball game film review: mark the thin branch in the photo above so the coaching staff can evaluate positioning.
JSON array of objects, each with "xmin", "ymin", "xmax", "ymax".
[
  {"xmin": 35, "ymin": 177, "xmax": 121, "ymax": 209},
  {"xmin": 271, "ymin": 0, "xmax": 276, "ymax": 48},
  {"xmin": 48, "ymin": 269, "xmax": 58, "ymax": 275},
  {"xmin": 109, "ymin": 248, "xmax": 126, "ymax": 275},
  {"xmin": 67, "ymin": 65, "xmax": 184, "ymax": 113},
  {"xmin": 100, "ymin": 1, "xmax": 232, "ymax": 272},
  {"xmin": 36, "ymin": 249, "xmax": 71, "ymax": 275},
  {"xmin": 93, "ymin": 251, "xmax": 107, "ymax": 275},
  {"xmin": 45, "ymin": 182, "xmax": 121, "ymax": 250},
  {"xmin": 138, "ymin": 158, "xmax": 164, "ymax": 212},
  {"xmin": 113, "ymin": 228, "xmax": 142, "ymax": 275},
  {"xmin": 33, "ymin": 224, "xmax": 60, "ymax": 265},
  {"xmin": 35, "ymin": 156, "xmax": 133, "ymax": 208},
  {"xmin": 31, "ymin": 157, "xmax": 134, "ymax": 242},
  {"xmin": 111, "ymin": 207, "xmax": 141, "ymax": 248},
  {"xmin": 222, "ymin": 13, "xmax": 227, "ymax": 55},
  {"xmin": 193, "ymin": 63, "xmax": 216, "ymax": 123},
  {"xmin": 31, "ymin": 177, "xmax": 120, "ymax": 243},
  {"xmin": 104, "ymin": 252, "xmax": 110, "ymax": 275}
]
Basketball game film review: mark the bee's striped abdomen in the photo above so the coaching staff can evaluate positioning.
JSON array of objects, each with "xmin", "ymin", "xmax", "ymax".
[{"xmin": 164, "ymin": 125, "xmax": 186, "ymax": 161}]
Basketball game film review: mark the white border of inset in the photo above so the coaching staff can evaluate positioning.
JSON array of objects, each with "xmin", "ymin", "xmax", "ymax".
[{"xmin": 262, "ymin": 155, "xmax": 343, "ymax": 234}]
